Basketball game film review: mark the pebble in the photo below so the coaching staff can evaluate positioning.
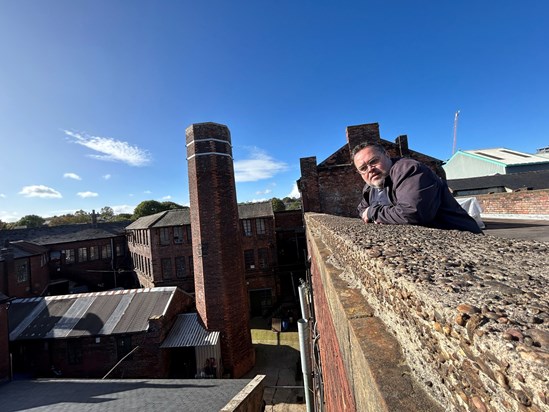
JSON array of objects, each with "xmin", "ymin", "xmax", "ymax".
[{"xmin": 457, "ymin": 304, "xmax": 481, "ymax": 315}]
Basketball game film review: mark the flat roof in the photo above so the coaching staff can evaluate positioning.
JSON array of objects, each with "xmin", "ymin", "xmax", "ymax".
[{"xmin": 0, "ymin": 378, "xmax": 254, "ymax": 412}]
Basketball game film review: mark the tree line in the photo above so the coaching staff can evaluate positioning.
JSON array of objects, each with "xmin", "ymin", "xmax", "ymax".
[{"xmin": 0, "ymin": 197, "xmax": 301, "ymax": 229}]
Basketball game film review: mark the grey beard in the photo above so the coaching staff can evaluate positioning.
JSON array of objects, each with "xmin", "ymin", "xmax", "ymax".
[{"xmin": 370, "ymin": 177, "xmax": 385, "ymax": 189}]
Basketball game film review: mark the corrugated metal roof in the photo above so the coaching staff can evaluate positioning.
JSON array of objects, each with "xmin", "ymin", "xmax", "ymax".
[
  {"xmin": 462, "ymin": 148, "xmax": 549, "ymax": 166},
  {"xmin": 8, "ymin": 287, "xmax": 178, "ymax": 341},
  {"xmin": 160, "ymin": 313, "xmax": 219, "ymax": 348},
  {"xmin": 238, "ymin": 201, "xmax": 274, "ymax": 219}
]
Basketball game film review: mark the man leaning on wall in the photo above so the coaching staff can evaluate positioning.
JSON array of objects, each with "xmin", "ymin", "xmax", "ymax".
[{"xmin": 352, "ymin": 142, "xmax": 483, "ymax": 234}]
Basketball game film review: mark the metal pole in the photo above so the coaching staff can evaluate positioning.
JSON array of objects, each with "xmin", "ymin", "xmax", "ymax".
[
  {"xmin": 298, "ymin": 283, "xmax": 311, "ymax": 321},
  {"xmin": 298, "ymin": 319, "xmax": 313, "ymax": 412}
]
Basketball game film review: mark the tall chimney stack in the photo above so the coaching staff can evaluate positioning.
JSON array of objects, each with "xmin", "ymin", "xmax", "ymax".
[{"xmin": 186, "ymin": 122, "xmax": 255, "ymax": 378}]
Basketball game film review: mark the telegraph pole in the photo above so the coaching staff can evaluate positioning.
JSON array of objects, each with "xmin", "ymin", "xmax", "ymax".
[{"xmin": 452, "ymin": 110, "xmax": 460, "ymax": 155}]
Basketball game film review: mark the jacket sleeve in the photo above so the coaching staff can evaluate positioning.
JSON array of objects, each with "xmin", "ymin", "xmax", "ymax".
[
  {"xmin": 368, "ymin": 161, "xmax": 442, "ymax": 225},
  {"xmin": 357, "ymin": 186, "xmax": 370, "ymax": 219}
]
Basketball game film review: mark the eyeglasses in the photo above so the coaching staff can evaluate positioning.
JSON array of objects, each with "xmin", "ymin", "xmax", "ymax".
[{"xmin": 356, "ymin": 156, "xmax": 381, "ymax": 175}]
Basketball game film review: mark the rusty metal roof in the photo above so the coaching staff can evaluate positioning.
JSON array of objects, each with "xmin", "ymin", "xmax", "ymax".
[
  {"xmin": 9, "ymin": 287, "xmax": 178, "ymax": 341},
  {"xmin": 160, "ymin": 313, "xmax": 219, "ymax": 348}
]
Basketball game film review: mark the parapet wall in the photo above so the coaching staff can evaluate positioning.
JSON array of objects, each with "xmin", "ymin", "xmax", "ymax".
[
  {"xmin": 473, "ymin": 189, "xmax": 549, "ymax": 217},
  {"xmin": 305, "ymin": 213, "xmax": 548, "ymax": 411}
]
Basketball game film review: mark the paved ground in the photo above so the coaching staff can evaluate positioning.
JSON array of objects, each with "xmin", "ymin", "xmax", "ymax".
[
  {"xmin": 482, "ymin": 218, "xmax": 549, "ymax": 242},
  {"xmin": 246, "ymin": 318, "xmax": 306, "ymax": 412}
]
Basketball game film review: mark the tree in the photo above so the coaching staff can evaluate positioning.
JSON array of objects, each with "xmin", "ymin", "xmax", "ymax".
[
  {"xmin": 271, "ymin": 198, "xmax": 286, "ymax": 212},
  {"xmin": 16, "ymin": 215, "xmax": 45, "ymax": 228},
  {"xmin": 100, "ymin": 206, "xmax": 114, "ymax": 221}
]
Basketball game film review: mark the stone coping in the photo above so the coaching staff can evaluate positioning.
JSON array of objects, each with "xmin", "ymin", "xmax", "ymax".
[{"xmin": 305, "ymin": 213, "xmax": 548, "ymax": 412}]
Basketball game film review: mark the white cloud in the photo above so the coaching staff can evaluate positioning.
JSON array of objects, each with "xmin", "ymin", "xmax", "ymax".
[
  {"xmin": 144, "ymin": 190, "xmax": 152, "ymax": 194},
  {"xmin": 0, "ymin": 193, "xmax": 6, "ymax": 198},
  {"xmin": 63, "ymin": 172, "xmax": 82, "ymax": 180},
  {"xmin": 64, "ymin": 130, "xmax": 151, "ymax": 166},
  {"xmin": 77, "ymin": 191, "xmax": 99, "ymax": 198},
  {"xmin": 19, "ymin": 185, "xmax": 62, "ymax": 198},
  {"xmin": 161, "ymin": 195, "xmax": 172, "ymax": 200},
  {"xmin": 287, "ymin": 182, "xmax": 301, "ymax": 198},
  {"xmin": 255, "ymin": 188, "xmax": 272, "ymax": 195},
  {"xmin": 0, "ymin": 211, "xmax": 19, "ymax": 223},
  {"xmin": 112, "ymin": 204, "xmax": 135, "ymax": 214},
  {"xmin": 234, "ymin": 148, "xmax": 288, "ymax": 182},
  {"xmin": 103, "ymin": 174, "xmax": 112, "ymax": 180}
]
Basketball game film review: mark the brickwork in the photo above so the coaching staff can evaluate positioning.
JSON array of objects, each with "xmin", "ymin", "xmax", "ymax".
[
  {"xmin": 472, "ymin": 189, "xmax": 549, "ymax": 216},
  {"xmin": 0, "ymin": 302, "xmax": 9, "ymax": 382},
  {"xmin": 306, "ymin": 213, "xmax": 548, "ymax": 412},
  {"xmin": 309, "ymin": 252, "xmax": 356, "ymax": 411},
  {"xmin": 186, "ymin": 122, "xmax": 255, "ymax": 378}
]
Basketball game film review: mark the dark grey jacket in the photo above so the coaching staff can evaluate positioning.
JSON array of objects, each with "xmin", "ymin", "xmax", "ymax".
[{"xmin": 357, "ymin": 158, "xmax": 483, "ymax": 234}]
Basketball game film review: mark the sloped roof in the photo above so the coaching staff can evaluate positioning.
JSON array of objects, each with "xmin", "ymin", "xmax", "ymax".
[
  {"xmin": 127, "ymin": 202, "xmax": 273, "ymax": 230},
  {"xmin": 456, "ymin": 148, "xmax": 549, "ymax": 166},
  {"xmin": 238, "ymin": 201, "xmax": 274, "ymax": 219},
  {"xmin": 448, "ymin": 169, "xmax": 549, "ymax": 192},
  {"xmin": 160, "ymin": 313, "xmax": 219, "ymax": 348},
  {"xmin": 0, "ymin": 222, "xmax": 129, "ymax": 246},
  {"xmin": 126, "ymin": 209, "xmax": 191, "ymax": 230},
  {"xmin": 9, "ymin": 287, "xmax": 178, "ymax": 341},
  {"xmin": 9, "ymin": 241, "xmax": 49, "ymax": 259}
]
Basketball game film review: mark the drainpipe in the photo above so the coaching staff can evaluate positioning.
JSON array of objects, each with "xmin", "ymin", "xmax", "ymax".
[
  {"xmin": 298, "ymin": 283, "xmax": 311, "ymax": 321},
  {"xmin": 298, "ymin": 318, "xmax": 313, "ymax": 412}
]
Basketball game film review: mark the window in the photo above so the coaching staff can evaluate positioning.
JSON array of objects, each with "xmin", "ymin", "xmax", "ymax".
[
  {"xmin": 116, "ymin": 243, "xmax": 124, "ymax": 256},
  {"xmin": 258, "ymin": 248, "xmax": 269, "ymax": 269},
  {"xmin": 256, "ymin": 218, "xmax": 266, "ymax": 235},
  {"xmin": 67, "ymin": 340, "xmax": 83, "ymax": 365},
  {"xmin": 89, "ymin": 246, "xmax": 99, "ymax": 261},
  {"xmin": 117, "ymin": 336, "xmax": 133, "ymax": 361},
  {"xmin": 161, "ymin": 258, "xmax": 173, "ymax": 279},
  {"xmin": 244, "ymin": 249, "xmax": 255, "ymax": 271},
  {"xmin": 175, "ymin": 256, "xmax": 186, "ymax": 278},
  {"xmin": 15, "ymin": 260, "xmax": 29, "ymax": 283},
  {"xmin": 242, "ymin": 220, "xmax": 253, "ymax": 237},
  {"xmin": 186, "ymin": 225, "xmax": 192, "ymax": 243},
  {"xmin": 65, "ymin": 249, "xmax": 75, "ymax": 264},
  {"xmin": 78, "ymin": 247, "xmax": 88, "ymax": 262},
  {"xmin": 174, "ymin": 226, "xmax": 184, "ymax": 244},
  {"xmin": 160, "ymin": 227, "xmax": 170, "ymax": 245},
  {"xmin": 101, "ymin": 244, "xmax": 112, "ymax": 259}
]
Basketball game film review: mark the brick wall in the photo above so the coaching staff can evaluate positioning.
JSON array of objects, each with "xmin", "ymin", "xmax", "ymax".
[
  {"xmin": 471, "ymin": 189, "xmax": 549, "ymax": 216},
  {"xmin": 0, "ymin": 303, "xmax": 9, "ymax": 382}
]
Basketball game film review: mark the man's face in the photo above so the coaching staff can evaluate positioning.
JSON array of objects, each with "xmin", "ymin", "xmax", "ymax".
[{"xmin": 353, "ymin": 147, "xmax": 392, "ymax": 188}]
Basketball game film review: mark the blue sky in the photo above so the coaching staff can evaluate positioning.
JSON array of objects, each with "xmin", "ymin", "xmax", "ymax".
[{"xmin": 1, "ymin": 1, "xmax": 548, "ymax": 222}]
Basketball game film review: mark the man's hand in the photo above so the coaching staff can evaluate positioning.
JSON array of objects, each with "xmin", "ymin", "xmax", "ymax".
[{"xmin": 361, "ymin": 208, "xmax": 370, "ymax": 223}]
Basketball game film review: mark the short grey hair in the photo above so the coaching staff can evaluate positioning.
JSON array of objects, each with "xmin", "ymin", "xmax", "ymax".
[{"xmin": 350, "ymin": 142, "xmax": 387, "ymax": 161}]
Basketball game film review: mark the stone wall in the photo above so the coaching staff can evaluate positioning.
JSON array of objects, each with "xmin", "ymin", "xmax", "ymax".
[
  {"xmin": 305, "ymin": 213, "xmax": 548, "ymax": 411},
  {"xmin": 471, "ymin": 189, "xmax": 549, "ymax": 217}
]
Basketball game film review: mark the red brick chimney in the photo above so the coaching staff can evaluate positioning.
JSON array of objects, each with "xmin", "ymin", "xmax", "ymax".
[{"xmin": 186, "ymin": 122, "xmax": 255, "ymax": 378}]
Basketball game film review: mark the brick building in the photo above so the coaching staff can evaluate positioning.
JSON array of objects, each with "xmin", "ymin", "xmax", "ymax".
[
  {"xmin": 1, "ymin": 241, "xmax": 49, "ymax": 298},
  {"xmin": 0, "ymin": 292, "xmax": 10, "ymax": 382},
  {"xmin": 126, "ymin": 209, "xmax": 194, "ymax": 291},
  {"xmin": 0, "ymin": 222, "xmax": 132, "ymax": 297},
  {"xmin": 299, "ymin": 122, "xmax": 445, "ymax": 217},
  {"xmin": 8, "ymin": 287, "xmax": 195, "ymax": 379}
]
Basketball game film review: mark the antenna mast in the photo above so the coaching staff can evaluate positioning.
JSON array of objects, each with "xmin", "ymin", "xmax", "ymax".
[{"xmin": 452, "ymin": 110, "xmax": 460, "ymax": 155}]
